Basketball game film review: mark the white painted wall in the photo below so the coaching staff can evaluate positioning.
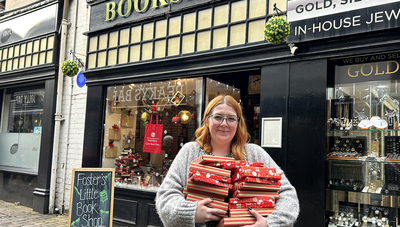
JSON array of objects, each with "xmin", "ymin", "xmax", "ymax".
[{"xmin": 54, "ymin": 0, "xmax": 89, "ymax": 213}]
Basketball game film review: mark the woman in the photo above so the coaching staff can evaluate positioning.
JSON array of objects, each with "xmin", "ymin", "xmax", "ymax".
[{"xmin": 155, "ymin": 95, "xmax": 299, "ymax": 227}]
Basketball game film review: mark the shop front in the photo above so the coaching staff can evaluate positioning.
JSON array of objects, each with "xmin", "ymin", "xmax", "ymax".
[
  {"xmin": 0, "ymin": 1, "xmax": 62, "ymax": 213},
  {"xmin": 83, "ymin": 0, "xmax": 283, "ymax": 225},
  {"xmin": 83, "ymin": 0, "xmax": 400, "ymax": 226}
]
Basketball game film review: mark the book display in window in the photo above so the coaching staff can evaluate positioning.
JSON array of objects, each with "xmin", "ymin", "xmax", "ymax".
[{"xmin": 114, "ymin": 149, "xmax": 144, "ymax": 184}]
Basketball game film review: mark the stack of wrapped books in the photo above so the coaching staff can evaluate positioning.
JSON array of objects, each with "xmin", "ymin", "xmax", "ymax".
[
  {"xmin": 224, "ymin": 166, "xmax": 282, "ymax": 226},
  {"xmin": 184, "ymin": 156, "xmax": 282, "ymax": 226},
  {"xmin": 185, "ymin": 156, "xmax": 235, "ymax": 217}
]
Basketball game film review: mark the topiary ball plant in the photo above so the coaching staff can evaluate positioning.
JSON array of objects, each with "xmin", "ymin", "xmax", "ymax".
[
  {"xmin": 264, "ymin": 16, "xmax": 290, "ymax": 45},
  {"xmin": 61, "ymin": 60, "xmax": 79, "ymax": 77}
]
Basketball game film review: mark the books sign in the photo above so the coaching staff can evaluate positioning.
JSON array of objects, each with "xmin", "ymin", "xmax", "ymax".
[{"xmin": 69, "ymin": 168, "xmax": 115, "ymax": 227}]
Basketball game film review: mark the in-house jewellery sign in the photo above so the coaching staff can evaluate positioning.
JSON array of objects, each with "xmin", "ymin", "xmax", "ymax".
[
  {"xmin": 287, "ymin": 0, "xmax": 400, "ymax": 42},
  {"xmin": 89, "ymin": 0, "xmax": 211, "ymax": 32}
]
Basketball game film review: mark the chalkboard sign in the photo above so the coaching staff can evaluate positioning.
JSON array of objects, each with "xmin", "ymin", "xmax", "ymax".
[{"xmin": 69, "ymin": 168, "xmax": 115, "ymax": 227}]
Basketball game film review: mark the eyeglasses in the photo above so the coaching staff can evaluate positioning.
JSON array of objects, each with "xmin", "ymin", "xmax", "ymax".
[{"xmin": 209, "ymin": 114, "xmax": 239, "ymax": 126}]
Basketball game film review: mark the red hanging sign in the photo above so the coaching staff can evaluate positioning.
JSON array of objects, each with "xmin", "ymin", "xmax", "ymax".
[{"xmin": 143, "ymin": 111, "xmax": 163, "ymax": 154}]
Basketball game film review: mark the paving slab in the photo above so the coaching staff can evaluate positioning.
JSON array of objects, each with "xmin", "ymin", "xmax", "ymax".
[{"xmin": 0, "ymin": 200, "xmax": 68, "ymax": 226}]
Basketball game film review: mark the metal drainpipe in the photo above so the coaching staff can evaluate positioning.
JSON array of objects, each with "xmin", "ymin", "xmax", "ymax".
[
  {"xmin": 49, "ymin": 0, "xmax": 70, "ymax": 214},
  {"xmin": 60, "ymin": 0, "xmax": 79, "ymax": 215}
]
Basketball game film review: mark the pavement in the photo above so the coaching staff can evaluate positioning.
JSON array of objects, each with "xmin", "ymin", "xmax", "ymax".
[{"xmin": 0, "ymin": 200, "xmax": 69, "ymax": 226}]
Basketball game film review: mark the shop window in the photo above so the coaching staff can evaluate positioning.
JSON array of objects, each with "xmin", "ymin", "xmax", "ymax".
[
  {"xmin": 120, "ymin": 28, "xmax": 130, "ymax": 46},
  {"xmin": 326, "ymin": 53, "xmax": 400, "ymax": 226},
  {"xmin": 6, "ymin": 59, "xmax": 11, "ymax": 71},
  {"xmin": 168, "ymin": 17, "xmax": 181, "ymax": 36},
  {"xmin": 198, "ymin": 9, "xmax": 212, "ymax": 30},
  {"xmin": 19, "ymin": 57, "xmax": 25, "ymax": 68},
  {"xmin": 33, "ymin": 40, "xmax": 39, "ymax": 52},
  {"xmin": 26, "ymin": 42, "xmax": 32, "ymax": 54},
  {"xmin": 231, "ymin": 0, "xmax": 247, "ymax": 23},
  {"xmin": 3, "ymin": 48, "xmax": 8, "ymax": 59},
  {"xmin": 14, "ymin": 45, "xmax": 19, "ymax": 57},
  {"xmin": 131, "ymin": 26, "xmax": 141, "ymax": 43},
  {"xmin": 12, "ymin": 58, "xmax": 18, "ymax": 70},
  {"xmin": 20, "ymin": 43, "xmax": 26, "ymax": 55},
  {"xmin": 249, "ymin": 0, "xmax": 266, "ymax": 18},
  {"xmin": 213, "ymin": 28, "xmax": 228, "ymax": 49},
  {"xmin": 182, "ymin": 34, "xmax": 195, "ymax": 54},
  {"xmin": 8, "ymin": 46, "xmax": 13, "ymax": 58},
  {"xmin": 98, "ymin": 51, "xmax": 107, "ymax": 67},
  {"xmin": 154, "ymin": 40, "xmax": 166, "ymax": 58},
  {"xmin": 118, "ymin": 47, "xmax": 129, "ymax": 64},
  {"xmin": 214, "ymin": 4, "xmax": 229, "ymax": 26},
  {"xmin": 167, "ymin": 37, "xmax": 180, "ymax": 56},
  {"xmin": 31, "ymin": 53, "xmax": 38, "ymax": 66},
  {"xmin": 26, "ymin": 55, "xmax": 31, "ymax": 67},
  {"xmin": 155, "ymin": 20, "xmax": 167, "ymax": 38},
  {"xmin": 39, "ymin": 52, "xmax": 46, "ymax": 65},
  {"xmin": 109, "ymin": 31, "xmax": 118, "ymax": 48},
  {"xmin": 88, "ymin": 53, "xmax": 96, "ymax": 69},
  {"xmin": 196, "ymin": 31, "xmax": 211, "ymax": 52},
  {"xmin": 98, "ymin": 34, "xmax": 108, "ymax": 50},
  {"xmin": 183, "ymin": 13, "xmax": 196, "ymax": 33},
  {"xmin": 230, "ymin": 23, "xmax": 246, "ymax": 46},
  {"xmin": 40, "ymin": 38, "xmax": 47, "ymax": 51},
  {"xmin": 46, "ymin": 50, "xmax": 53, "ymax": 64},
  {"xmin": 248, "ymin": 20, "xmax": 265, "ymax": 43},
  {"xmin": 0, "ymin": 36, "xmax": 53, "ymax": 72},
  {"xmin": 107, "ymin": 49, "xmax": 117, "ymax": 66},
  {"xmin": 47, "ymin": 36, "xmax": 54, "ymax": 50},
  {"xmin": 129, "ymin": 45, "xmax": 140, "ymax": 62},
  {"xmin": 0, "ymin": 87, "xmax": 45, "ymax": 172},
  {"xmin": 143, "ymin": 23, "xmax": 154, "ymax": 41},
  {"xmin": 103, "ymin": 78, "xmax": 203, "ymax": 190},
  {"xmin": 89, "ymin": 36, "xmax": 98, "ymax": 52},
  {"xmin": 141, "ymin": 42, "xmax": 153, "ymax": 60}
]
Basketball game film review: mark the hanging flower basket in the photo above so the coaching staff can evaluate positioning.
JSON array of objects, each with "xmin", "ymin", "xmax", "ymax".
[
  {"xmin": 264, "ymin": 16, "xmax": 290, "ymax": 45},
  {"xmin": 61, "ymin": 60, "xmax": 79, "ymax": 77}
]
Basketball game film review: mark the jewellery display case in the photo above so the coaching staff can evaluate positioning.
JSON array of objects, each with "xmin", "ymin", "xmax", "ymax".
[{"xmin": 326, "ymin": 78, "xmax": 400, "ymax": 226}]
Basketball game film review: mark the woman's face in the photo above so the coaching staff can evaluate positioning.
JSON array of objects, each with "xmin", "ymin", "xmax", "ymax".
[{"xmin": 208, "ymin": 103, "xmax": 238, "ymax": 147}]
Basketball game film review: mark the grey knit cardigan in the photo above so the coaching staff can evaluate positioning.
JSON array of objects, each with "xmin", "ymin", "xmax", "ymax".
[{"xmin": 155, "ymin": 142, "xmax": 300, "ymax": 227}]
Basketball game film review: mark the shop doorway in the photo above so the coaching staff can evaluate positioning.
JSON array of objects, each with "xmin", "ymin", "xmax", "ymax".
[{"xmin": 206, "ymin": 70, "xmax": 261, "ymax": 145}]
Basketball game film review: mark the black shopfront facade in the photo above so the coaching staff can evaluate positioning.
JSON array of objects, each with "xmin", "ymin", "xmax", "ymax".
[
  {"xmin": 83, "ymin": 0, "xmax": 400, "ymax": 226},
  {"xmin": 0, "ymin": 1, "xmax": 62, "ymax": 214}
]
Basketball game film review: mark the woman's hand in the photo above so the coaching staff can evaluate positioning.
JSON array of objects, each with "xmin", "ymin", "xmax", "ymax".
[
  {"xmin": 195, "ymin": 198, "xmax": 227, "ymax": 223},
  {"xmin": 242, "ymin": 208, "xmax": 268, "ymax": 227}
]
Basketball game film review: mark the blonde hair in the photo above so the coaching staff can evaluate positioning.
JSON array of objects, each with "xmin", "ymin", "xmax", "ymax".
[{"xmin": 195, "ymin": 95, "xmax": 249, "ymax": 160}]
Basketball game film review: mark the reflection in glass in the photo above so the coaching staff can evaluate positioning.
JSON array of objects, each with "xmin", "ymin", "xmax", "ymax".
[
  {"xmin": 102, "ymin": 78, "xmax": 203, "ymax": 191},
  {"xmin": 0, "ymin": 88, "xmax": 44, "ymax": 171}
]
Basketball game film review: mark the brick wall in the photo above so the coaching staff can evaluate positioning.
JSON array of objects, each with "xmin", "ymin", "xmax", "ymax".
[{"xmin": 54, "ymin": 0, "xmax": 89, "ymax": 213}]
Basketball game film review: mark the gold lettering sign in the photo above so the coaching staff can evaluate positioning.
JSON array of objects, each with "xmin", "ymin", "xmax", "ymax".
[
  {"xmin": 347, "ymin": 61, "xmax": 400, "ymax": 78},
  {"xmin": 105, "ymin": 0, "xmax": 183, "ymax": 22}
]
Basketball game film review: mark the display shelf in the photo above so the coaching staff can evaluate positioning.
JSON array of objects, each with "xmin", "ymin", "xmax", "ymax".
[{"xmin": 325, "ymin": 189, "xmax": 399, "ymax": 227}]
